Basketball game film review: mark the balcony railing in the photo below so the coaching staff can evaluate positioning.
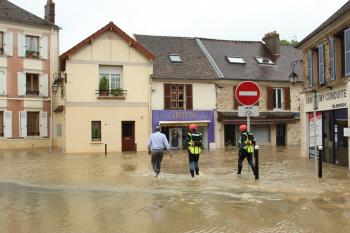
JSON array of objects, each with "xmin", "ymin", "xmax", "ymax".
[
  {"xmin": 26, "ymin": 90, "xmax": 39, "ymax": 96},
  {"xmin": 27, "ymin": 131, "xmax": 40, "ymax": 136},
  {"xmin": 96, "ymin": 89, "xmax": 127, "ymax": 99}
]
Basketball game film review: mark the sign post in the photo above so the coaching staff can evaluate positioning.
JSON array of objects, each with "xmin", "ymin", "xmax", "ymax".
[{"xmin": 235, "ymin": 81, "xmax": 261, "ymax": 131}]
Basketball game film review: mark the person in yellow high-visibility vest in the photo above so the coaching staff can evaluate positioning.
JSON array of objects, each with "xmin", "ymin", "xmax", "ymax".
[
  {"xmin": 237, "ymin": 124, "xmax": 256, "ymax": 175},
  {"xmin": 185, "ymin": 124, "xmax": 203, "ymax": 178}
]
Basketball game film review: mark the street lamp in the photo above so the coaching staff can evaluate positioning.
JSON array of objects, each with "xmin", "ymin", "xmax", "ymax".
[
  {"xmin": 52, "ymin": 81, "xmax": 59, "ymax": 94},
  {"xmin": 289, "ymin": 59, "xmax": 303, "ymax": 85}
]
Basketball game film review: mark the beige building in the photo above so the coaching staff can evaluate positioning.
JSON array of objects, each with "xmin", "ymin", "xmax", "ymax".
[
  {"xmin": 0, "ymin": 0, "xmax": 59, "ymax": 149},
  {"xmin": 56, "ymin": 22, "xmax": 154, "ymax": 153},
  {"xmin": 297, "ymin": 1, "xmax": 350, "ymax": 168}
]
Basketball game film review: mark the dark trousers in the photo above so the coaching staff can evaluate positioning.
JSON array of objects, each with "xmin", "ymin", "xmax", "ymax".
[
  {"xmin": 151, "ymin": 150, "xmax": 164, "ymax": 174},
  {"xmin": 238, "ymin": 149, "xmax": 255, "ymax": 174},
  {"xmin": 188, "ymin": 153, "xmax": 200, "ymax": 176}
]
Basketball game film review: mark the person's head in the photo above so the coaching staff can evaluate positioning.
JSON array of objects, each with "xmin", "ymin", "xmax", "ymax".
[
  {"xmin": 188, "ymin": 124, "xmax": 197, "ymax": 132},
  {"xmin": 239, "ymin": 124, "xmax": 247, "ymax": 133},
  {"xmin": 155, "ymin": 125, "xmax": 161, "ymax": 132}
]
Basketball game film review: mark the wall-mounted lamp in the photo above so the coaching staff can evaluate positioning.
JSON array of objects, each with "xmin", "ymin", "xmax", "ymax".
[
  {"xmin": 289, "ymin": 59, "xmax": 303, "ymax": 85},
  {"xmin": 52, "ymin": 81, "xmax": 59, "ymax": 94}
]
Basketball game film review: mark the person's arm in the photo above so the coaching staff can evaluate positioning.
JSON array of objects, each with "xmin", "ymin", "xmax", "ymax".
[{"xmin": 147, "ymin": 136, "xmax": 152, "ymax": 154}]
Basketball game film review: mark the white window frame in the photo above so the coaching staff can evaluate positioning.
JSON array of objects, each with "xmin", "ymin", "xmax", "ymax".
[
  {"xmin": 255, "ymin": 56, "xmax": 274, "ymax": 65},
  {"xmin": 99, "ymin": 66, "xmax": 123, "ymax": 90},
  {"xmin": 273, "ymin": 88, "xmax": 284, "ymax": 110},
  {"xmin": 169, "ymin": 54, "xmax": 182, "ymax": 63},
  {"xmin": 226, "ymin": 56, "xmax": 246, "ymax": 64}
]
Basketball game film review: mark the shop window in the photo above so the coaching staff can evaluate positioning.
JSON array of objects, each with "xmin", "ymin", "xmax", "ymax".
[
  {"xmin": 26, "ymin": 73, "xmax": 39, "ymax": 95},
  {"xmin": 91, "ymin": 121, "xmax": 101, "ymax": 142},
  {"xmin": 0, "ymin": 32, "xmax": 3, "ymax": 55},
  {"xmin": 25, "ymin": 35, "xmax": 39, "ymax": 58},
  {"xmin": 27, "ymin": 112, "xmax": 39, "ymax": 136}
]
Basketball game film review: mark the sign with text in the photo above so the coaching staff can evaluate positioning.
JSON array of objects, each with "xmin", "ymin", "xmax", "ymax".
[
  {"xmin": 344, "ymin": 128, "xmax": 350, "ymax": 137},
  {"xmin": 235, "ymin": 81, "xmax": 261, "ymax": 106},
  {"xmin": 308, "ymin": 112, "xmax": 322, "ymax": 159},
  {"xmin": 238, "ymin": 106, "xmax": 260, "ymax": 117}
]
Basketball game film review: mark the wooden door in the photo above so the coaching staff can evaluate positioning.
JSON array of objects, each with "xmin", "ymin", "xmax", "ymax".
[{"xmin": 122, "ymin": 121, "xmax": 135, "ymax": 152}]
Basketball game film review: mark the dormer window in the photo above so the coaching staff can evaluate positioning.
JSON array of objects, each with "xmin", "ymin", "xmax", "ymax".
[
  {"xmin": 226, "ymin": 56, "xmax": 246, "ymax": 64},
  {"xmin": 169, "ymin": 54, "xmax": 182, "ymax": 63},
  {"xmin": 256, "ymin": 57, "xmax": 274, "ymax": 65}
]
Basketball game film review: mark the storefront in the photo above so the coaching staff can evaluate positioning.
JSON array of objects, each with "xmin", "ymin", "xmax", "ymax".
[
  {"xmin": 305, "ymin": 85, "xmax": 349, "ymax": 168},
  {"xmin": 152, "ymin": 110, "xmax": 215, "ymax": 149}
]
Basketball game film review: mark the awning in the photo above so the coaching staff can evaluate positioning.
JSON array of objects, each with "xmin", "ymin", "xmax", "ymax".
[
  {"xmin": 159, "ymin": 120, "xmax": 210, "ymax": 127},
  {"xmin": 222, "ymin": 118, "xmax": 295, "ymax": 125},
  {"xmin": 218, "ymin": 111, "xmax": 297, "ymax": 124}
]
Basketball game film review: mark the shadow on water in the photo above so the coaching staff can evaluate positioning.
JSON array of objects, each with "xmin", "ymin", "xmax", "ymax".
[{"xmin": 0, "ymin": 147, "xmax": 349, "ymax": 233}]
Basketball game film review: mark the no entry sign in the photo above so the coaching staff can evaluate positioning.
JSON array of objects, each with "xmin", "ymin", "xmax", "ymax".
[{"xmin": 235, "ymin": 81, "xmax": 261, "ymax": 106}]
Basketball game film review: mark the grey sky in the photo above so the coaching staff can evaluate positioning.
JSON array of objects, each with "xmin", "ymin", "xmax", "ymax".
[{"xmin": 10, "ymin": 0, "xmax": 349, "ymax": 53}]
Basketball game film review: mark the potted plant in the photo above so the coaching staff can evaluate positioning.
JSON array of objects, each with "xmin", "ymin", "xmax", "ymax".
[
  {"xmin": 111, "ymin": 88, "xmax": 123, "ymax": 96},
  {"xmin": 99, "ymin": 76, "xmax": 109, "ymax": 96}
]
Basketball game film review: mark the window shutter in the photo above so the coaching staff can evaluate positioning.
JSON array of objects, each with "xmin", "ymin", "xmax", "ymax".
[
  {"xmin": 318, "ymin": 44, "xmax": 325, "ymax": 85},
  {"xmin": 4, "ymin": 32, "xmax": 13, "ymax": 56},
  {"xmin": 40, "ymin": 111, "xmax": 48, "ymax": 137},
  {"xmin": 39, "ymin": 74, "xmax": 49, "ymax": 96},
  {"xmin": 307, "ymin": 50, "xmax": 313, "ymax": 87},
  {"xmin": 19, "ymin": 111, "xmax": 27, "ymax": 137},
  {"xmin": 284, "ymin": 87, "xmax": 291, "ymax": 110},
  {"xmin": 164, "ymin": 84, "xmax": 171, "ymax": 109},
  {"xmin": 345, "ymin": 27, "xmax": 350, "ymax": 76},
  {"xmin": 4, "ymin": 111, "xmax": 12, "ymax": 138},
  {"xmin": 329, "ymin": 37, "xmax": 335, "ymax": 81},
  {"xmin": 0, "ymin": 70, "xmax": 6, "ymax": 95},
  {"xmin": 267, "ymin": 86, "xmax": 273, "ymax": 110},
  {"xmin": 39, "ymin": 36, "xmax": 48, "ymax": 60},
  {"xmin": 17, "ymin": 72, "xmax": 26, "ymax": 96},
  {"xmin": 17, "ymin": 33, "xmax": 26, "ymax": 57},
  {"xmin": 185, "ymin": 84, "xmax": 193, "ymax": 110}
]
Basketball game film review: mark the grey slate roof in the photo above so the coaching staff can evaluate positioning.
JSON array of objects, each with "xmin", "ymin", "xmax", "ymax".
[
  {"xmin": 199, "ymin": 38, "xmax": 303, "ymax": 82},
  {"xmin": 297, "ymin": 0, "xmax": 350, "ymax": 48},
  {"xmin": 134, "ymin": 35, "xmax": 219, "ymax": 80},
  {"xmin": 0, "ymin": 0, "xmax": 59, "ymax": 29}
]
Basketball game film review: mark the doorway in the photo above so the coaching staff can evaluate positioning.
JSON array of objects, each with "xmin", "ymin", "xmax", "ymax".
[
  {"xmin": 224, "ymin": 124, "xmax": 235, "ymax": 147},
  {"xmin": 276, "ymin": 124, "xmax": 286, "ymax": 146},
  {"xmin": 121, "ymin": 121, "xmax": 135, "ymax": 152}
]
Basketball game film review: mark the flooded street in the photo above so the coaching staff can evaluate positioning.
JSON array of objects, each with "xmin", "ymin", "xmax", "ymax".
[{"xmin": 0, "ymin": 147, "xmax": 349, "ymax": 233}]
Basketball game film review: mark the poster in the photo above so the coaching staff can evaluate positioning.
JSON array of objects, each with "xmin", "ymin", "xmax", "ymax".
[
  {"xmin": 308, "ymin": 112, "xmax": 322, "ymax": 158},
  {"xmin": 170, "ymin": 128, "xmax": 182, "ymax": 149}
]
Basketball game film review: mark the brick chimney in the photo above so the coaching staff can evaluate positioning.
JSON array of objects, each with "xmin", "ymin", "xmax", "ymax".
[
  {"xmin": 44, "ymin": 0, "xmax": 55, "ymax": 24},
  {"xmin": 262, "ymin": 31, "xmax": 280, "ymax": 55}
]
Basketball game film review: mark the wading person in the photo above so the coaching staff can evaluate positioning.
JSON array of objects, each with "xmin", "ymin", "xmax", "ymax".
[
  {"xmin": 237, "ymin": 124, "xmax": 256, "ymax": 176},
  {"xmin": 148, "ymin": 125, "xmax": 173, "ymax": 177},
  {"xmin": 185, "ymin": 124, "xmax": 203, "ymax": 178}
]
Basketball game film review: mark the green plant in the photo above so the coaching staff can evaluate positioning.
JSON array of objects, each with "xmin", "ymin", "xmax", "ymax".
[
  {"xmin": 99, "ymin": 76, "xmax": 109, "ymax": 94},
  {"xmin": 111, "ymin": 88, "xmax": 123, "ymax": 96}
]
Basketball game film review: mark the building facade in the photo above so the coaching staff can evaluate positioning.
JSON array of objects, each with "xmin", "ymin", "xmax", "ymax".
[
  {"xmin": 297, "ymin": 1, "xmax": 350, "ymax": 168},
  {"xmin": 197, "ymin": 33, "xmax": 303, "ymax": 148},
  {"xmin": 135, "ymin": 35, "xmax": 218, "ymax": 149},
  {"xmin": 56, "ymin": 22, "xmax": 154, "ymax": 153},
  {"xmin": 0, "ymin": 0, "xmax": 59, "ymax": 149}
]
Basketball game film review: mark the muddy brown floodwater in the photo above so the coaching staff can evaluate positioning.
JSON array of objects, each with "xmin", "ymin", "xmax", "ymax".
[{"xmin": 0, "ymin": 146, "xmax": 349, "ymax": 233}]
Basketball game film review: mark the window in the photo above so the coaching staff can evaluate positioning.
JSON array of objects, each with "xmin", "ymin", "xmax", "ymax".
[
  {"xmin": 169, "ymin": 54, "xmax": 182, "ymax": 63},
  {"xmin": 255, "ymin": 56, "xmax": 274, "ymax": 65},
  {"xmin": 273, "ymin": 88, "xmax": 284, "ymax": 109},
  {"xmin": 226, "ymin": 56, "xmax": 245, "ymax": 64},
  {"xmin": 0, "ymin": 111, "xmax": 3, "ymax": 137},
  {"xmin": 318, "ymin": 44, "xmax": 325, "ymax": 85},
  {"xmin": 26, "ymin": 73, "xmax": 39, "ymax": 95},
  {"xmin": 27, "ymin": 112, "xmax": 39, "ymax": 136},
  {"xmin": 99, "ymin": 66, "xmax": 123, "ymax": 96},
  {"xmin": 170, "ymin": 85, "xmax": 185, "ymax": 109},
  {"xmin": 91, "ymin": 121, "xmax": 101, "ymax": 142},
  {"xmin": 0, "ymin": 32, "xmax": 3, "ymax": 55},
  {"xmin": 25, "ymin": 35, "xmax": 39, "ymax": 58}
]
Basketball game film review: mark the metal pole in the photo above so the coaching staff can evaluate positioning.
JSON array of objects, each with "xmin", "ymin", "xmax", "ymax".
[
  {"xmin": 313, "ymin": 91, "xmax": 318, "ymax": 176},
  {"xmin": 247, "ymin": 116, "xmax": 251, "ymax": 131},
  {"xmin": 318, "ymin": 145, "xmax": 323, "ymax": 178},
  {"xmin": 254, "ymin": 145, "xmax": 259, "ymax": 180},
  {"xmin": 105, "ymin": 144, "xmax": 107, "ymax": 157}
]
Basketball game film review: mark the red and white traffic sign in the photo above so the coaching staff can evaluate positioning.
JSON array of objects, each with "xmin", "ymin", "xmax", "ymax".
[{"xmin": 235, "ymin": 81, "xmax": 261, "ymax": 106}]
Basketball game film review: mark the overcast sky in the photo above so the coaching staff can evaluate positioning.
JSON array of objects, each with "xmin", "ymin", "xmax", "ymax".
[{"xmin": 10, "ymin": 0, "xmax": 349, "ymax": 53}]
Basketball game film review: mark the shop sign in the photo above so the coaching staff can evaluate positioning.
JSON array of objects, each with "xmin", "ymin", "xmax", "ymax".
[
  {"xmin": 309, "ymin": 112, "xmax": 322, "ymax": 159},
  {"xmin": 305, "ymin": 87, "xmax": 347, "ymax": 112}
]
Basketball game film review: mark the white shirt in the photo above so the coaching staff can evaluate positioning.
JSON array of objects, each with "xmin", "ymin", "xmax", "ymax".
[{"xmin": 148, "ymin": 131, "xmax": 170, "ymax": 151}]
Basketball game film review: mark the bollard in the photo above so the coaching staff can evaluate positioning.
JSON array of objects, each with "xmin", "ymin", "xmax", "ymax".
[
  {"xmin": 318, "ymin": 145, "xmax": 323, "ymax": 178},
  {"xmin": 254, "ymin": 145, "xmax": 259, "ymax": 180},
  {"xmin": 105, "ymin": 144, "xmax": 107, "ymax": 157}
]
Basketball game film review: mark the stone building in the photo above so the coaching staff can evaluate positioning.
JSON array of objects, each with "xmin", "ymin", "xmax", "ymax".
[{"xmin": 297, "ymin": 1, "xmax": 350, "ymax": 168}]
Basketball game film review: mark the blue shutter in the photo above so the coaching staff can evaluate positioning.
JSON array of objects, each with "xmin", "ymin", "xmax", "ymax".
[
  {"xmin": 345, "ymin": 27, "xmax": 350, "ymax": 76},
  {"xmin": 329, "ymin": 37, "xmax": 335, "ymax": 81},
  {"xmin": 307, "ymin": 50, "xmax": 313, "ymax": 87},
  {"xmin": 318, "ymin": 44, "xmax": 325, "ymax": 85}
]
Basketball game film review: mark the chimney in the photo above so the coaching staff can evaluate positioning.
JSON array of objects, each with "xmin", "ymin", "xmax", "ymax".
[
  {"xmin": 44, "ymin": 0, "xmax": 55, "ymax": 24},
  {"xmin": 262, "ymin": 31, "xmax": 280, "ymax": 55}
]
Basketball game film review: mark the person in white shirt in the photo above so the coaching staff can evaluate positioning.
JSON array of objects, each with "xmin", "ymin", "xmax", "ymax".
[{"xmin": 147, "ymin": 126, "xmax": 173, "ymax": 177}]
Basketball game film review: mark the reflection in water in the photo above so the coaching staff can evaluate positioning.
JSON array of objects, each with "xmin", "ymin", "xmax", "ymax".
[{"xmin": 0, "ymin": 147, "xmax": 349, "ymax": 233}]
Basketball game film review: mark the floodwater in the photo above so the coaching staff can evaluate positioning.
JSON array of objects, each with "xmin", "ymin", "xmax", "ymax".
[{"xmin": 0, "ymin": 147, "xmax": 349, "ymax": 233}]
